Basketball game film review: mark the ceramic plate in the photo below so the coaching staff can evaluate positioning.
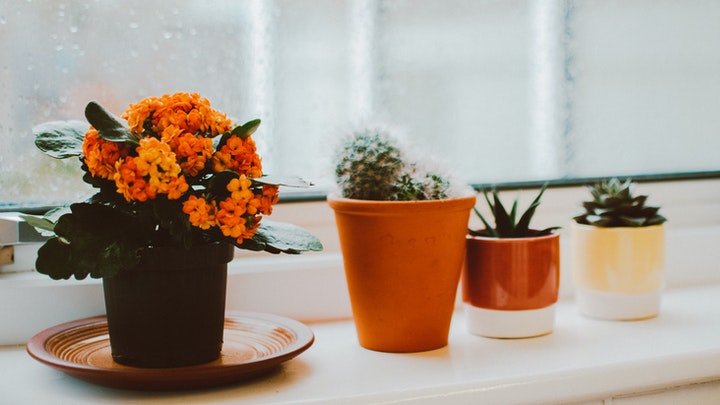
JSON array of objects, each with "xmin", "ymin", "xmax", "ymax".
[{"xmin": 26, "ymin": 311, "xmax": 314, "ymax": 391}]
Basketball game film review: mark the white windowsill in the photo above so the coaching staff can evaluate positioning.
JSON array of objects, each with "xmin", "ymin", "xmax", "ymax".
[
  {"xmin": 1, "ymin": 178, "xmax": 719, "ymax": 403},
  {"xmin": 1, "ymin": 284, "xmax": 719, "ymax": 404}
]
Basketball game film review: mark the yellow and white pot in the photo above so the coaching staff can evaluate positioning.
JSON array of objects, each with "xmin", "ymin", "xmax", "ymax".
[{"xmin": 571, "ymin": 223, "xmax": 665, "ymax": 320}]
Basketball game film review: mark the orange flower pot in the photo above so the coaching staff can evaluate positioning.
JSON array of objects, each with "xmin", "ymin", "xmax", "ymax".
[
  {"xmin": 462, "ymin": 233, "xmax": 560, "ymax": 338},
  {"xmin": 571, "ymin": 223, "xmax": 665, "ymax": 320},
  {"xmin": 328, "ymin": 194, "xmax": 476, "ymax": 353}
]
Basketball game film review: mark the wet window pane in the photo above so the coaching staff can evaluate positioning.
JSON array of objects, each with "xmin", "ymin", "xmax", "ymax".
[{"xmin": 1, "ymin": 0, "xmax": 719, "ymax": 207}]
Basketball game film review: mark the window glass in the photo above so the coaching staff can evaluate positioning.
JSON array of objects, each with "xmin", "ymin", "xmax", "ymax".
[{"xmin": 1, "ymin": 0, "xmax": 719, "ymax": 208}]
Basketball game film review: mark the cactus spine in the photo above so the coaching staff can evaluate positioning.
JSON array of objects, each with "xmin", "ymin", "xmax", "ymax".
[{"xmin": 334, "ymin": 130, "xmax": 450, "ymax": 201}]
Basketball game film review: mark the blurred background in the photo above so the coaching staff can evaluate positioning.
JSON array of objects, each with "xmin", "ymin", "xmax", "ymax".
[{"xmin": 1, "ymin": 0, "xmax": 719, "ymax": 208}]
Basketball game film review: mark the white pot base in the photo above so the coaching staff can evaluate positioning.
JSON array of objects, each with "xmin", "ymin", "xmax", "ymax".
[
  {"xmin": 576, "ymin": 289, "xmax": 661, "ymax": 321},
  {"xmin": 464, "ymin": 304, "xmax": 555, "ymax": 339}
]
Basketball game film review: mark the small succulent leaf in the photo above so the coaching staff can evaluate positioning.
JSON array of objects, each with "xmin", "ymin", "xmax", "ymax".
[
  {"xmin": 509, "ymin": 198, "xmax": 518, "ymax": 230},
  {"xmin": 582, "ymin": 201, "xmax": 600, "ymax": 211},
  {"xmin": 515, "ymin": 184, "xmax": 548, "ymax": 236},
  {"xmin": 33, "ymin": 120, "xmax": 88, "ymax": 158},
  {"xmin": 492, "ymin": 190, "xmax": 514, "ymax": 236},
  {"xmin": 469, "ymin": 207, "xmax": 497, "ymax": 237},
  {"xmin": 646, "ymin": 215, "xmax": 667, "ymax": 226},
  {"xmin": 620, "ymin": 216, "xmax": 646, "ymax": 227},
  {"xmin": 587, "ymin": 215, "xmax": 613, "ymax": 227},
  {"xmin": 482, "ymin": 189, "xmax": 495, "ymax": 212},
  {"xmin": 537, "ymin": 226, "xmax": 561, "ymax": 236},
  {"xmin": 633, "ymin": 195, "xmax": 648, "ymax": 206},
  {"xmin": 84, "ymin": 101, "xmax": 139, "ymax": 144}
]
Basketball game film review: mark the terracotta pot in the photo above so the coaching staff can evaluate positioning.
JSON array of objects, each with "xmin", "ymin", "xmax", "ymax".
[
  {"xmin": 103, "ymin": 242, "xmax": 235, "ymax": 368},
  {"xmin": 328, "ymin": 194, "xmax": 476, "ymax": 353},
  {"xmin": 462, "ymin": 233, "xmax": 560, "ymax": 338},
  {"xmin": 571, "ymin": 223, "xmax": 665, "ymax": 320}
]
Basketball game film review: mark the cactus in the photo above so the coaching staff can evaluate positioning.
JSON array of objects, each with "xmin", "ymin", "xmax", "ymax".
[
  {"xmin": 573, "ymin": 178, "xmax": 667, "ymax": 227},
  {"xmin": 334, "ymin": 130, "xmax": 450, "ymax": 201}
]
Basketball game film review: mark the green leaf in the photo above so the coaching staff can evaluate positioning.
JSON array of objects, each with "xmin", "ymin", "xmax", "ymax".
[
  {"xmin": 84, "ymin": 101, "xmax": 139, "ymax": 144},
  {"xmin": 35, "ymin": 238, "xmax": 76, "ymax": 280},
  {"xmin": 241, "ymin": 220, "xmax": 323, "ymax": 254},
  {"xmin": 20, "ymin": 214, "xmax": 57, "ymax": 234},
  {"xmin": 206, "ymin": 170, "xmax": 239, "ymax": 200},
  {"xmin": 471, "ymin": 184, "xmax": 554, "ymax": 238},
  {"xmin": 253, "ymin": 175, "xmax": 312, "ymax": 187},
  {"xmin": 33, "ymin": 120, "xmax": 88, "ymax": 158},
  {"xmin": 231, "ymin": 119, "xmax": 261, "ymax": 140},
  {"xmin": 21, "ymin": 206, "xmax": 71, "ymax": 237},
  {"xmin": 468, "ymin": 207, "xmax": 496, "ymax": 237},
  {"xmin": 33, "ymin": 203, "xmax": 146, "ymax": 280},
  {"xmin": 492, "ymin": 190, "xmax": 513, "ymax": 236},
  {"xmin": 515, "ymin": 183, "xmax": 548, "ymax": 235}
]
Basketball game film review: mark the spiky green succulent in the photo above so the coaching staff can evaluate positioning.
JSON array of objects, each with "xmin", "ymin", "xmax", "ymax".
[
  {"xmin": 469, "ymin": 184, "xmax": 559, "ymax": 238},
  {"xmin": 573, "ymin": 178, "xmax": 667, "ymax": 227},
  {"xmin": 334, "ymin": 130, "xmax": 450, "ymax": 201}
]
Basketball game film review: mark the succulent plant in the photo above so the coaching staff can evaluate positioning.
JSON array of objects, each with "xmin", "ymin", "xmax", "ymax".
[
  {"xmin": 334, "ymin": 130, "xmax": 450, "ymax": 201},
  {"xmin": 573, "ymin": 178, "xmax": 667, "ymax": 227},
  {"xmin": 469, "ymin": 184, "xmax": 559, "ymax": 238}
]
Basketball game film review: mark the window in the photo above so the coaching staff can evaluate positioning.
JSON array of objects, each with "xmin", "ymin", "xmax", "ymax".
[{"xmin": 1, "ymin": 0, "xmax": 719, "ymax": 209}]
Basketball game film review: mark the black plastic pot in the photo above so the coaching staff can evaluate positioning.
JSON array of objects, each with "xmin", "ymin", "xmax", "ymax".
[{"xmin": 102, "ymin": 242, "xmax": 234, "ymax": 368}]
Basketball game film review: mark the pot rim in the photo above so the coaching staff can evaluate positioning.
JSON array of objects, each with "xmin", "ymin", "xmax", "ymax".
[
  {"xmin": 327, "ymin": 193, "xmax": 476, "ymax": 214},
  {"xmin": 466, "ymin": 231, "xmax": 560, "ymax": 243},
  {"xmin": 570, "ymin": 222, "xmax": 665, "ymax": 233}
]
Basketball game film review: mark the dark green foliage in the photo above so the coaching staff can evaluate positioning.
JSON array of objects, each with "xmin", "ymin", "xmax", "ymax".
[
  {"xmin": 32, "ymin": 120, "xmax": 88, "ymax": 159},
  {"xmin": 469, "ymin": 184, "xmax": 559, "ymax": 238},
  {"xmin": 84, "ymin": 101, "xmax": 140, "ymax": 145},
  {"xmin": 574, "ymin": 178, "xmax": 667, "ymax": 227},
  {"xmin": 31, "ymin": 202, "xmax": 149, "ymax": 279}
]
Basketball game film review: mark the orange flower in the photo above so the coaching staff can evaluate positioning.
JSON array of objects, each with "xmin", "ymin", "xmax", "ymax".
[
  {"xmin": 114, "ymin": 157, "xmax": 154, "ymax": 202},
  {"xmin": 209, "ymin": 175, "xmax": 269, "ymax": 243},
  {"xmin": 227, "ymin": 176, "xmax": 254, "ymax": 201},
  {"xmin": 172, "ymin": 133, "xmax": 213, "ymax": 177},
  {"xmin": 211, "ymin": 134, "xmax": 263, "ymax": 178},
  {"xmin": 182, "ymin": 195, "xmax": 216, "ymax": 230},
  {"xmin": 259, "ymin": 184, "xmax": 280, "ymax": 215},
  {"xmin": 82, "ymin": 128, "xmax": 127, "ymax": 180},
  {"xmin": 113, "ymin": 137, "xmax": 188, "ymax": 202},
  {"xmin": 104, "ymin": 92, "xmax": 282, "ymax": 245},
  {"xmin": 122, "ymin": 92, "xmax": 232, "ymax": 138},
  {"xmin": 216, "ymin": 197, "xmax": 248, "ymax": 238}
]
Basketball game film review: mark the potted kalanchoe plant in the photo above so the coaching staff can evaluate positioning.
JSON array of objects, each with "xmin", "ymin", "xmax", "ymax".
[
  {"xmin": 327, "ymin": 129, "xmax": 475, "ymax": 353},
  {"xmin": 24, "ymin": 92, "xmax": 322, "ymax": 368},
  {"xmin": 463, "ymin": 184, "xmax": 561, "ymax": 338},
  {"xmin": 571, "ymin": 178, "xmax": 667, "ymax": 320}
]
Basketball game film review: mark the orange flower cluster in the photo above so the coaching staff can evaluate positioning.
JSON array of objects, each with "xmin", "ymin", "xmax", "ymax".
[
  {"xmin": 82, "ymin": 128, "xmax": 128, "ymax": 180},
  {"xmin": 183, "ymin": 176, "xmax": 279, "ymax": 242},
  {"xmin": 81, "ymin": 92, "xmax": 278, "ymax": 245}
]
